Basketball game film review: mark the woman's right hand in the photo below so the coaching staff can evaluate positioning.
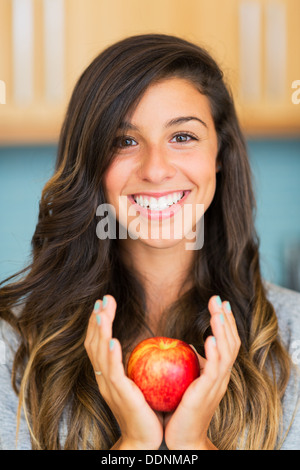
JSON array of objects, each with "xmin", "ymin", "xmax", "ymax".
[{"xmin": 84, "ymin": 295, "xmax": 163, "ymax": 450}]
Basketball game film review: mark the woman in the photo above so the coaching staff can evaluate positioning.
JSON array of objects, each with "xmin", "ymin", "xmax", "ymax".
[{"xmin": 0, "ymin": 34, "xmax": 299, "ymax": 450}]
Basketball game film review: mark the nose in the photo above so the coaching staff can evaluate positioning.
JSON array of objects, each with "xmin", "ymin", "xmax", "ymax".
[{"xmin": 137, "ymin": 145, "xmax": 176, "ymax": 184}]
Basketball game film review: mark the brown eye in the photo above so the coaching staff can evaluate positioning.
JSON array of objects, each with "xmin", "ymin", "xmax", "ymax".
[
  {"xmin": 114, "ymin": 136, "xmax": 138, "ymax": 148},
  {"xmin": 171, "ymin": 133, "xmax": 197, "ymax": 143},
  {"xmin": 176, "ymin": 135, "xmax": 188, "ymax": 142}
]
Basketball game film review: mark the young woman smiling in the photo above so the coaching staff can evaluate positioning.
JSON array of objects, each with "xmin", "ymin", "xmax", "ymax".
[{"xmin": 0, "ymin": 34, "xmax": 299, "ymax": 450}]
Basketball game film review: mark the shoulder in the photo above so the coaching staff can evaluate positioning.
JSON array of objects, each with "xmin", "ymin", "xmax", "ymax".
[
  {"xmin": 264, "ymin": 282, "xmax": 300, "ymax": 450},
  {"xmin": 0, "ymin": 317, "xmax": 31, "ymax": 449},
  {"xmin": 264, "ymin": 280, "xmax": 300, "ymax": 312},
  {"xmin": 0, "ymin": 317, "xmax": 21, "ymax": 367},
  {"xmin": 0, "ymin": 303, "xmax": 24, "ymax": 368},
  {"xmin": 264, "ymin": 281, "xmax": 300, "ymax": 350}
]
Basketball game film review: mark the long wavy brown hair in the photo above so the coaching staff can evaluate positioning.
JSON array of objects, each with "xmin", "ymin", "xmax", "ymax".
[{"xmin": 0, "ymin": 34, "xmax": 292, "ymax": 449}]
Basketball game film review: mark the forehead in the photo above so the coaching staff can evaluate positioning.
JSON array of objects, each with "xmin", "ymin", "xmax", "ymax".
[{"xmin": 126, "ymin": 77, "xmax": 213, "ymax": 127}]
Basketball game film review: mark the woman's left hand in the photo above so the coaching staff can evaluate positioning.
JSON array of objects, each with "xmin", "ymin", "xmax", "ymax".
[{"xmin": 164, "ymin": 296, "xmax": 241, "ymax": 450}]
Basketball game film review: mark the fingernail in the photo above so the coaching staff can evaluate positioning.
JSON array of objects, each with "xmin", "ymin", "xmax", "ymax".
[
  {"xmin": 212, "ymin": 336, "xmax": 217, "ymax": 346},
  {"xmin": 225, "ymin": 301, "xmax": 231, "ymax": 313},
  {"xmin": 220, "ymin": 313, "xmax": 225, "ymax": 324},
  {"xmin": 94, "ymin": 300, "xmax": 101, "ymax": 312},
  {"xmin": 102, "ymin": 296, "xmax": 108, "ymax": 308},
  {"xmin": 109, "ymin": 339, "xmax": 115, "ymax": 351},
  {"xmin": 215, "ymin": 296, "xmax": 222, "ymax": 307},
  {"xmin": 96, "ymin": 314, "xmax": 101, "ymax": 325}
]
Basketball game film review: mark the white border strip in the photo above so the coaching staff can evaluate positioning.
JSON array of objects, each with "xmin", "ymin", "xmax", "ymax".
[
  {"xmin": 265, "ymin": 1, "xmax": 286, "ymax": 99},
  {"xmin": 12, "ymin": 0, "xmax": 34, "ymax": 104},
  {"xmin": 239, "ymin": 1, "xmax": 261, "ymax": 101},
  {"xmin": 43, "ymin": 0, "xmax": 65, "ymax": 101},
  {"xmin": 0, "ymin": 80, "xmax": 6, "ymax": 104}
]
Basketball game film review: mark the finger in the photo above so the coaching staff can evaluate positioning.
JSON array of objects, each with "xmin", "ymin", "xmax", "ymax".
[
  {"xmin": 207, "ymin": 295, "xmax": 223, "ymax": 317},
  {"xmin": 107, "ymin": 338, "xmax": 128, "ymax": 394},
  {"xmin": 204, "ymin": 336, "xmax": 231, "ymax": 400},
  {"xmin": 222, "ymin": 301, "xmax": 241, "ymax": 356},
  {"xmin": 208, "ymin": 296, "xmax": 230, "ymax": 349},
  {"xmin": 95, "ymin": 296, "xmax": 117, "ymax": 370},
  {"xmin": 208, "ymin": 297, "xmax": 232, "ymax": 374},
  {"xmin": 220, "ymin": 301, "xmax": 236, "ymax": 354},
  {"xmin": 85, "ymin": 301, "xmax": 113, "ymax": 377},
  {"xmin": 108, "ymin": 339, "xmax": 124, "ymax": 376},
  {"xmin": 101, "ymin": 295, "xmax": 117, "ymax": 323},
  {"xmin": 181, "ymin": 335, "xmax": 226, "ymax": 408},
  {"xmin": 208, "ymin": 296, "xmax": 231, "ymax": 341},
  {"xmin": 94, "ymin": 309, "xmax": 114, "ymax": 376},
  {"xmin": 93, "ymin": 338, "xmax": 125, "ymax": 420},
  {"xmin": 202, "ymin": 335, "xmax": 220, "ymax": 383},
  {"xmin": 85, "ymin": 300, "xmax": 101, "ymax": 342},
  {"xmin": 183, "ymin": 336, "xmax": 220, "ymax": 400},
  {"xmin": 107, "ymin": 338, "xmax": 151, "ymax": 412},
  {"xmin": 84, "ymin": 299, "xmax": 102, "ymax": 362}
]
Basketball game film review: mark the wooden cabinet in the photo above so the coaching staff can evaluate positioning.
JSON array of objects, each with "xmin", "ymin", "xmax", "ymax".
[{"xmin": 0, "ymin": 0, "xmax": 299, "ymax": 144}]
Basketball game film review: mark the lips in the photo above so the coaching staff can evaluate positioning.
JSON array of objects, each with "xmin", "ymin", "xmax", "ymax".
[
  {"xmin": 133, "ymin": 191, "xmax": 184, "ymax": 210},
  {"xmin": 132, "ymin": 190, "xmax": 187, "ymax": 198},
  {"xmin": 127, "ymin": 190, "xmax": 191, "ymax": 220}
]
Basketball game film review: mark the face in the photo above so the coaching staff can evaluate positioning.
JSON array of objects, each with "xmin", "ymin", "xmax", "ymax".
[{"xmin": 103, "ymin": 77, "xmax": 219, "ymax": 250}]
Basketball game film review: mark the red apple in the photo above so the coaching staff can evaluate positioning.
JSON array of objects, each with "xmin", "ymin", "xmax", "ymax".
[{"xmin": 127, "ymin": 336, "xmax": 200, "ymax": 412}]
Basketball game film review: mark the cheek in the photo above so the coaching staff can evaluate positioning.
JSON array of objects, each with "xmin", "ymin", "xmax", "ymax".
[
  {"xmin": 187, "ymin": 155, "xmax": 216, "ymax": 188},
  {"xmin": 187, "ymin": 157, "xmax": 217, "ymax": 211},
  {"xmin": 103, "ymin": 161, "xmax": 127, "ymax": 204}
]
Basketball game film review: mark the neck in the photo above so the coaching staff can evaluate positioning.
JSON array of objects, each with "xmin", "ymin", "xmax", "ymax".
[{"xmin": 118, "ymin": 238, "xmax": 195, "ymax": 329}]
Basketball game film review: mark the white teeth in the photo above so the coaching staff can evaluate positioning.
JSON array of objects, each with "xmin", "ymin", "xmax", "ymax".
[
  {"xmin": 133, "ymin": 191, "xmax": 184, "ymax": 210},
  {"xmin": 149, "ymin": 197, "xmax": 158, "ymax": 209},
  {"xmin": 158, "ymin": 197, "xmax": 167, "ymax": 209},
  {"xmin": 167, "ymin": 194, "xmax": 173, "ymax": 206}
]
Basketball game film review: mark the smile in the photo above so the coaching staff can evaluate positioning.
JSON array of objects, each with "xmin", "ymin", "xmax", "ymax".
[
  {"xmin": 127, "ymin": 190, "xmax": 191, "ymax": 220},
  {"xmin": 134, "ymin": 191, "xmax": 185, "ymax": 210}
]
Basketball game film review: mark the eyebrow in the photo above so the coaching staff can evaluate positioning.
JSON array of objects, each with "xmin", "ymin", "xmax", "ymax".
[{"xmin": 118, "ymin": 115, "xmax": 208, "ymax": 131}]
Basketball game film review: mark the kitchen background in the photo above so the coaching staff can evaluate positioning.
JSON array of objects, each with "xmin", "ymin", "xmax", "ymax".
[{"xmin": 1, "ymin": 0, "xmax": 300, "ymax": 291}]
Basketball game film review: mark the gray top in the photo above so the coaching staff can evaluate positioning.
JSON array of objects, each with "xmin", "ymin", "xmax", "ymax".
[{"xmin": 0, "ymin": 282, "xmax": 300, "ymax": 450}]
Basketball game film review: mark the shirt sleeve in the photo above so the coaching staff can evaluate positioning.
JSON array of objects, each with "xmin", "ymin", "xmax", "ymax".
[
  {"xmin": 0, "ymin": 320, "xmax": 31, "ymax": 449},
  {"xmin": 265, "ymin": 282, "xmax": 300, "ymax": 450}
]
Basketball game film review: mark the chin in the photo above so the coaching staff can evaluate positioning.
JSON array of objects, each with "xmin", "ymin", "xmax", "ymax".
[
  {"xmin": 139, "ymin": 237, "xmax": 185, "ymax": 249},
  {"xmin": 134, "ymin": 231, "xmax": 198, "ymax": 250}
]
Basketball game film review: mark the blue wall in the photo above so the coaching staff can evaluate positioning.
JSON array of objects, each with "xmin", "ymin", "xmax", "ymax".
[
  {"xmin": 247, "ymin": 139, "xmax": 300, "ymax": 290},
  {"xmin": 0, "ymin": 145, "xmax": 56, "ymax": 281},
  {"xmin": 1, "ymin": 139, "xmax": 300, "ymax": 290}
]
